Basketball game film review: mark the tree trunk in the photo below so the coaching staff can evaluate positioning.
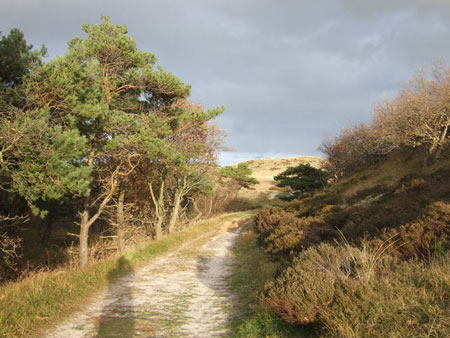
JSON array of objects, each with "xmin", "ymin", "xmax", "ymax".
[
  {"xmin": 79, "ymin": 207, "xmax": 90, "ymax": 267},
  {"xmin": 168, "ymin": 190, "xmax": 182, "ymax": 234},
  {"xmin": 423, "ymin": 145, "xmax": 431, "ymax": 169},
  {"xmin": 187, "ymin": 198, "xmax": 203, "ymax": 226},
  {"xmin": 149, "ymin": 180, "xmax": 165, "ymax": 240},
  {"xmin": 41, "ymin": 213, "xmax": 53, "ymax": 241},
  {"xmin": 78, "ymin": 185, "xmax": 115, "ymax": 266},
  {"xmin": 116, "ymin": 189, "xmax": 125, "ymax": 252},
  {"xmin": 433, "ymin": 146, "xmax": 442, "ymax": 164}
]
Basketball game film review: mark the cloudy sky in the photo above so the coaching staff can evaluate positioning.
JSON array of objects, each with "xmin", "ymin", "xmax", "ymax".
[{"xmin": 1, "ymin": 0, "xmax": 449, "ymax": 165}]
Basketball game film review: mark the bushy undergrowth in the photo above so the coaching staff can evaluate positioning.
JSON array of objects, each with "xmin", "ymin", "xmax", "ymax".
[
  {"xmin": 380, "ymin": 201, "xmax": 450, "ymax": 259},
  {"xmin": 254, "ymin": 207, "xmax": 335, "ymax": 256},
  {"xmin": 251, "ymin": 148, "xmax": 450, "ymax": 337},
  {"xmin": 262, "ymin": 243, "xmax": 450, "ymax": 337}
]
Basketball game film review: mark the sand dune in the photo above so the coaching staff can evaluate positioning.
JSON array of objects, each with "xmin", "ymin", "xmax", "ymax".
[{"xmin": 237, "ymin": 156, "xmax": 325, "ymax": 199}]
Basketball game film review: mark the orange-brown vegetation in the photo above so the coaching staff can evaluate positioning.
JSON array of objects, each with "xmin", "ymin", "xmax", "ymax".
[
  {"xmin": 250, "ymin": 64, "xmax": 450, "ymax": 337},
  {"xmin": 253, "ymin": 152, "xmax": 450, "ymax": 336},
  {"xmin": 320, "ymin": 63, "xmax": 449, "ymax": 178}
]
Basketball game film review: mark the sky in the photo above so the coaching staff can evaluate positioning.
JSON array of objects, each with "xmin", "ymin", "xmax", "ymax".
[{"xmin": 1, "ymin": 0, "xmax": 449, "ymax": 166}]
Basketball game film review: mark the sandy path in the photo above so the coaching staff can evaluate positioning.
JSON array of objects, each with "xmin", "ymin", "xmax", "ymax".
[{"xmin": 44, "ymin": 220, "xmax": 245, "ymax": 338}]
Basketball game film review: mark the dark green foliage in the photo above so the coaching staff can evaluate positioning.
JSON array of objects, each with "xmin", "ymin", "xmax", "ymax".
[
  {"xmin": 0, "ymin": 28, "xmax": 46, "ymax": 91},
  {"xmin": 219, "ymin": 162, "xmax": 259, "ymax": 188},
  {"xmin": 0, "ymin": 16, "xmax": 224, "ymax": 269},
  {"xmin": 0, "ymin": 109, "xmax": 91, "ymax": 217},
  {"xmin": 274, "ymin": 164, "xmax": 326, "ymax": 200}
]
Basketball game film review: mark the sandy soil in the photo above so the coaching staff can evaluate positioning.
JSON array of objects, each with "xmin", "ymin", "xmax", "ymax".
[
  {"xmin": 44, "ymin": 220, "xmax": 245, "ymax": 338},
  {"xmin": 237, "ymin": 156, "xmax": 325, "ymax": 200}
]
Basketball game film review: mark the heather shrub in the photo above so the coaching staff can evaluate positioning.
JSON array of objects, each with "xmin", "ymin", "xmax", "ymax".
[
  {"xmin": 394, "ymin": 177, "xmax": 426, "ymax": 194},
  {"xmin": 319, "ymin": 204, "xmax": 340, "ymax": 215},
  {"xmin": 263, "ymin": 242, "xmax": 450, "ymax": 337},
  {"xmin": 254, "ymin": 207, "xmax": 285, "ymax": 241},
  {"xmin": 255, "ymin": 207, "xmax": 335, "ymax": 256},
  {"xmin": 320, "ymin": 255, "xmax": 450, "ymax": 337},
  {"xmin": 263, "ymin": 216, "xmax": 335, "ymax": 256},
  {"xmin": 342, "ymin": 194, "xmax": 423, "ymax": 239},
  {"xmin": 323, "ymin": 205, "xmax": 359, "ymax": 230},
  {"xmin": 263, "ymin": 243, "xmax": 354, "ymax": 325},
  {"xmin": 311, "ymin": 191, "xmax": 341, "ymax": 207},
  {"xmin": 283, "ymin": 198, "xmax": 311, "ymax": 213},
  {"xmin": 381, "ymin": 201, "xmax": 450, "ymax": 259}
]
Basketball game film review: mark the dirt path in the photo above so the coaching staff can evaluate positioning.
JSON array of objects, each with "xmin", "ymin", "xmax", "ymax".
[{"xmin": 44, "ymin": 219, "xmax": 245, "ymax": 338}]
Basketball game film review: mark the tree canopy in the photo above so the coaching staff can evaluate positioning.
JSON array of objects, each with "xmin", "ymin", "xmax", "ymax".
[
  {"xmin": 0, "ymin": 28, "xmax": 46, "ymax": 91},
  {"xmin": 219, "ymin": 162, "xmax": 259, "ymax": 188},
  {"xmin": 274, "ymin": 163, "xmax": 326, "ymax": 200},
  {"xmin": 0, "ymin": 16, "xmax": 225, "ymax": 267}
]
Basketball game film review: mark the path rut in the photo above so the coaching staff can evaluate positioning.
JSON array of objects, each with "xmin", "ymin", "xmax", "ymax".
[{"xmin": 44, "ymin": 220, "xmax": 245, "ymax": 338}]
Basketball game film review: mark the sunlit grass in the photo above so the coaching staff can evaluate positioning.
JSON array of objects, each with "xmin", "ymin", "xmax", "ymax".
[
  {"xmin": 229, "ymin": 222, "xmax": 311, "ymax": 337},
  {"xmin": 0, "ymin": 211, "xmax": 253, "ymax": 338}
]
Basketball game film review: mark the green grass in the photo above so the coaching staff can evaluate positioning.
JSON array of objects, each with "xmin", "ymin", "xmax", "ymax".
[
  {"xmin": 0, "ymin": 211, "xmax": 253, "ymax": 338},
  {"xmin": 229, "ymin": 222, "xmax": 312, "ymax": 337}
]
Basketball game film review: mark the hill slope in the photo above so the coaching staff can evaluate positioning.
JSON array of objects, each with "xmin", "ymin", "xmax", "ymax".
[
  {"xmin": 236, "ymin": 148, "xmax": 450, "ymax": 337},
  {"xmin": 236, "ymin": 156, "xmax": 325, "ymax": 200}
]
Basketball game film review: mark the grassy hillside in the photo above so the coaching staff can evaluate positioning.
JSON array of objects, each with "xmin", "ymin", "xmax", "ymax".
[{"xmin": 236, "ymin": 148, "xmax": 450, "ymax": 337}]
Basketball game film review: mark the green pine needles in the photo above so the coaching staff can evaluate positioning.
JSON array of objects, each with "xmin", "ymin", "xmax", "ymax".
[{"xmin": 274, "ymin": 163, "xmax": 326, "ymax": 200}]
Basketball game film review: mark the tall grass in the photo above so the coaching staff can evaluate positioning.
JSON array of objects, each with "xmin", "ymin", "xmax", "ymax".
[
  {"xmin": 229, "ymin": 223, "xmax": 310, "ymax": 337},
  {"xmin": 263, "ymin": 242, "xmax": 450, "ymax": 337},
  {"xmin": 0, "ymin": 211, "xmax": 252, "ymax": 338}
]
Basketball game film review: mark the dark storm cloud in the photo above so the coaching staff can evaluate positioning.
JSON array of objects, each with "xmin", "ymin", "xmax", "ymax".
[{"xmin": 1, "ymin": 0, "xmax": 449, "ymax": 165}]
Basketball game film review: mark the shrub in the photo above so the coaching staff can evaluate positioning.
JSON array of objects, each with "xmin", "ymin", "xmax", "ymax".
[
  {"xmin": 263, "ymin": 243, "xmax": 359, "ymax": 325},
  {"xmin": 323, "ymin": 205, "xmax": 359, "ymax": 230},
  {"xmin": 254, "ymin": 208, "xmax": 335, "ymax": 256},
  {"xmin": 342, "ymin": 193, "xmax": 423, "ymax": 239},
  {"xmin": 0, "ymin": 232, "xmax": 22, "ymax": 282},
  {"xmin": 263, "ymin": 217, "xmax": 335, "ymax": 256},
  {"xmin": 254, "ymin": 207, "xmax": 285, "ymax": 241},
  {"xmin": 382, "ymin": 201, "xmax": 450, "ymax": 259},
  {"xmin": 263, "ymin": 243, "xmax": 450, "ymax": 337}
]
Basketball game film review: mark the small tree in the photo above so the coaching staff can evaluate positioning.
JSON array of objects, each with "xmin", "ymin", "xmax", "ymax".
[
  {"xmin": 373, "ymin": 64, "xmax": 450, "ymax": 168},
  {"xmin": 219, "ymin": 163, "xmax": 259, "ymax": 188},
  {"xmin": 274, "ymin": 163, "xmax": 326, "ymax": 200},
  {"xmin": 319, "ymin": 123, "xmax": 396, "ymax": 178}
]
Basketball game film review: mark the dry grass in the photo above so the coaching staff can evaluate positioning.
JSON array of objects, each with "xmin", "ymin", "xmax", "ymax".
[
  {"xmin": 249, "ymin": 148, "xmax": 450, "ymax": 337},
  {"xmin": 263, "ymin": 242, "xmax": 450, "ymax": 337},
  {"xmin": 0, "ymin": 211, "xmax": 253, "ymax": 338}
]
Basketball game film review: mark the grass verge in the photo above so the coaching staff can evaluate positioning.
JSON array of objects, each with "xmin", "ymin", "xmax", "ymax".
[
  {"xmin": 229, "ymin": 221, "xmax": 312, "ymax": 337},
  {"xmin": 0, "ymin": 211, "xmax": 253, "ymax": 338}
]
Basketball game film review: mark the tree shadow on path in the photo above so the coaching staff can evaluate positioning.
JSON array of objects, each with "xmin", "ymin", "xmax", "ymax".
[
  {"xmin": 97, "ymin": 256, "xmax": 135, "ymax": 338},
  {"xmin": 194, "ymin": 225, "xmax": 244, "ymax": 336}
]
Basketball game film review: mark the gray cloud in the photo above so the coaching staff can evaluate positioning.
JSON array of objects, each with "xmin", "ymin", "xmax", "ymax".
[{"xmin": 1, "ymin": 0, "xmax": 449, "ymax": 165}]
